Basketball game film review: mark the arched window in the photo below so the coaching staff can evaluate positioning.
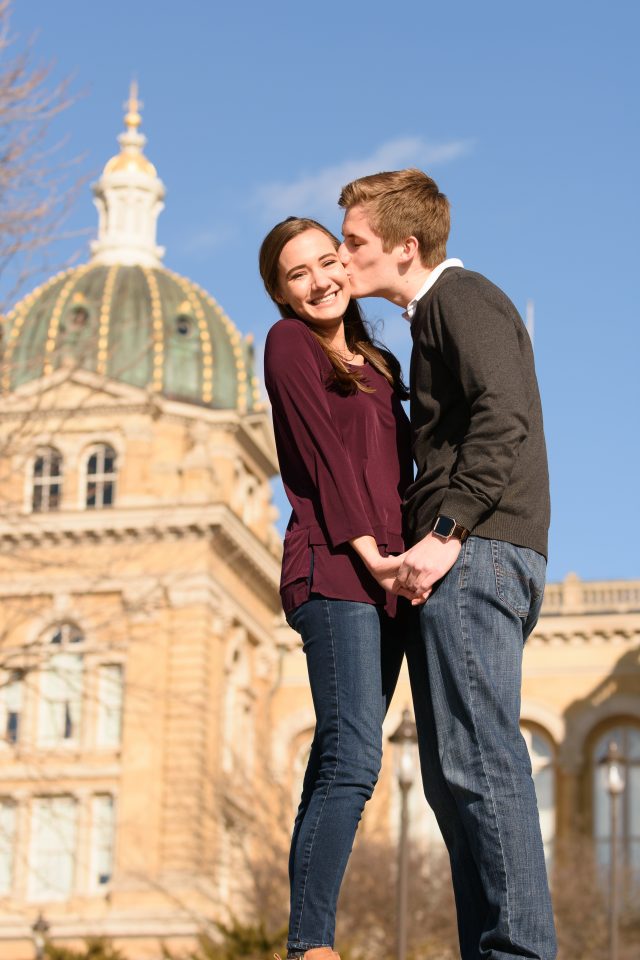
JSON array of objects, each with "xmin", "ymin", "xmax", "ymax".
[
  {"xmin": 32, "ymin": 447, "xmax": 62, "ymax": 512},
  {"xmin": 593, "ymin": 724, "xmax": 640, "ymax": 883},
  {"xmin": 175, "ymin": 312, "xmax": 194, "ymax": 338},
  {"xmin": 522, "ymin": 724, "xmax": 556, "ymax": 863},
  {"xmin": 86, "ymin": 444, "xmax": 117, "ymax": 509},
  {"xmin": 37, "ymin": 624, "xmax": 84, "ymax": 748}
]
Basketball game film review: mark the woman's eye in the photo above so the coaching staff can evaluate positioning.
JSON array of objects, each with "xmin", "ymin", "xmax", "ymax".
[{"xmin": 290, "ymin": 272, "xmax": 304, "ymax": 281}]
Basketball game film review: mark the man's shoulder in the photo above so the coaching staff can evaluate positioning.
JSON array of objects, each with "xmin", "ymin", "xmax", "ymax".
[{"xmin": 432, "ymin": 267, "xmax": 513, "ymax": 307}]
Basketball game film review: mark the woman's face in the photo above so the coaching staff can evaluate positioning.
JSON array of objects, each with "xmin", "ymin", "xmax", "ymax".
[{"xmin": 276, "ymin": 228, "xmax": 351, "ymax": 328}]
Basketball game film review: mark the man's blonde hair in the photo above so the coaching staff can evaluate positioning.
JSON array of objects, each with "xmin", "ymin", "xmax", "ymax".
[{"xmin": 338, "ymin": 168, "xmax": 450, "ymax": 267}]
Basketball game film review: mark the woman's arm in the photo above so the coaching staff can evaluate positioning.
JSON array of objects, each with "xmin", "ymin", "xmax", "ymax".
[{"xmin": 264, "ymin": 320, "xmax": 374, "ymax": 548}]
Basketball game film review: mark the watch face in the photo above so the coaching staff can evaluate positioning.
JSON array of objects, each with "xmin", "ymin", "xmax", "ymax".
[{"xmin": 434, "ymin": 516, "xmax": 456, "ymax": 538}]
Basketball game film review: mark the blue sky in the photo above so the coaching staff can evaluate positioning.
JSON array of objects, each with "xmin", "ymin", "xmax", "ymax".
[{"xmin": 7, "ymin": 0, "xmax": 639, "ymax": 582}]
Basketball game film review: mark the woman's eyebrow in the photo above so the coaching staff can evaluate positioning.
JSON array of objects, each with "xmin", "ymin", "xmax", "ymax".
[{"xmin": 285, "ymin": 252, "xmax": 337, "ymax": 278}]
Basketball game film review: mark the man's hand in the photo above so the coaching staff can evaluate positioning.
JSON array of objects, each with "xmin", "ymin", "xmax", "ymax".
[
  {"xmin": 349, "ymin": 535, "xmax": 431, "ymax": 604},
  {"xmin": 393, "ymin": 532, "xmax": 462, "ymax": 599},
  {"xmin": 368, "ymin": 555, "xmax": 429, "ymax": 603}
]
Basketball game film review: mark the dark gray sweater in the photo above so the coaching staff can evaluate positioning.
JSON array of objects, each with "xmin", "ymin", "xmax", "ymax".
[{"xmin": 404, "ymin": 266, "xmax": 550, "ymax": 558}]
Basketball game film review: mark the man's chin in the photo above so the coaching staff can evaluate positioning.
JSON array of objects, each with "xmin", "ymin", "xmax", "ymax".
[{"xmin": 349, "ymin": 282, "xmax": 376, "ymax": 299}]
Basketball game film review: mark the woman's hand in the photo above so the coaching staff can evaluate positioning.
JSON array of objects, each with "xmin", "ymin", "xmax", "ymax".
[
  {"xmin": 369, "ymin": 554, "xmax": 431, "ymax": 604},
  {"xmin": 349, "ymin": 536, "xmax": 430, "ymax": 604}
]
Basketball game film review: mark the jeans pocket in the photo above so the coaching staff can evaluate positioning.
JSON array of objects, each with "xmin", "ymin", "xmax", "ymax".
[{"xmin": 491, "ymin": 540, "xmax": 547, "ymax": 617}]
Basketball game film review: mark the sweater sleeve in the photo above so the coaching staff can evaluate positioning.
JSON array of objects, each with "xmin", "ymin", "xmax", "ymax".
[
  {"xmin": 264, "ymin": 319, "xmax": 374, "ymax": 548},
  {"xmin": 432, "ymin": 278, "xmax": 530, "ymax": 532}
]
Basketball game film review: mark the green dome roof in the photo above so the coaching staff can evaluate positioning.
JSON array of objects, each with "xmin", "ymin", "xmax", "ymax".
[{"xmin": 1, "ymin": 263, "xmax": 260, "ymax": 412}]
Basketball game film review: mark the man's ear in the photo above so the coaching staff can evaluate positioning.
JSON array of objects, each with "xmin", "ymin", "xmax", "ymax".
[{"xmin": 398, "ymin": 236, "xmax": 420, "ymax": 263}]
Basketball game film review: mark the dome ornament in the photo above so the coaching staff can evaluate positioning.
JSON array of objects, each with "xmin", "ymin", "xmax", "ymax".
[
  {"xmin": 124, "ymin": 79, "xmax": 142, "ymax": 133},
  {"xmin": 90, "ymin": 82, "xmax": 166, "ymax": 267}
]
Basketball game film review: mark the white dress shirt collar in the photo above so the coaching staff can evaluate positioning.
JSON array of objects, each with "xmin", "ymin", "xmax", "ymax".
[{"xmin": 402, "ymin": 258, "xmax": 464, "ymax": 322}]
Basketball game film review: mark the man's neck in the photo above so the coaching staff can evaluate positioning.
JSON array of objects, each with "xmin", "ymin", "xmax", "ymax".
[{"xmin": 392, "ymin": 264, "xmax": 436, "ymax": 309}]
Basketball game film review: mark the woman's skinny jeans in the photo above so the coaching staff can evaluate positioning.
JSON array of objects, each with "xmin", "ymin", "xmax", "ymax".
[{"xmin": 284, "ymin": 596, "xmax": 404, "ymax": 956}]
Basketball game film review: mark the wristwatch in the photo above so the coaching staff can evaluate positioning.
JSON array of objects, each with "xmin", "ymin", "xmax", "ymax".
[{"xmin": 432, "ymin": 515, "xmax": 470, "ymax": 543}]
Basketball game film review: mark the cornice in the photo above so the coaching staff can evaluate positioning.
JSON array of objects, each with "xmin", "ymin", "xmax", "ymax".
[
  {"xmin": 0, "ymin": 913, "xmax": 206, "ymax": 940},
  {"xmin": 0, "ymin": 503, "xmax": 281, "ymax": 600},
  {"xmin": 528, "ymin": 627, "xmax": 640, "ymax": 647}
]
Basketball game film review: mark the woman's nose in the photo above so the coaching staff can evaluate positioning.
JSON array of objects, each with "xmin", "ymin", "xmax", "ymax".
[{"xmin": 310, "ymin": 270, "xmax": 330, "ymax": 290}]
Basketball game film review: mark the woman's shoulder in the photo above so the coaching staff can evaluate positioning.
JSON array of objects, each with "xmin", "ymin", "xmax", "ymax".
[
  {"xmin": 266, "ymin": 316, "xmax": 313, "ymax": 345},
  {"xmin": 264, "ymin": 317, "xmax": 327, "ymax": 368}
]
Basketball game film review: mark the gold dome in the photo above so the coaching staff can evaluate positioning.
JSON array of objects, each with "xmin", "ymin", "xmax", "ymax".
[
  {"xmin": 102, "ymin": 81, "xmax": 157, "ymax": 179},
  {"xmin": 103, "ymin": 151, "xmax": 157, "ymax": 177}
]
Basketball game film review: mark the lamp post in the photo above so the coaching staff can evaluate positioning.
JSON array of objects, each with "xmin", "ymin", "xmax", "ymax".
[
  {"xmin": 31, "ymin": 912, "xmax": 49, "ymax": 960},
  {"xmin": 389, "ymin": 707, "xmax": 419, "ymax": 960},
  {"xmin": 599, "ymin": 740, "xmax": 625, "ymax": 960}
]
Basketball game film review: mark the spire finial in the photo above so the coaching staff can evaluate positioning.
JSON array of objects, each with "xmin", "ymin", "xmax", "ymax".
[
  {"xmin": 124, "ymin": 79, "xmax": 142, "ymax": 132},
  {"xmin": 90, "ymin": 82, "xmax": 165, "ymax": 267}
]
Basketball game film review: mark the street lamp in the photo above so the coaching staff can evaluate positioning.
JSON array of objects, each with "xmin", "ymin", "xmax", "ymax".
[
  {"xmin": 31, "ymin": 912, "xmax": 49, "ymax": 960},
  {"xmin": 389, "ymin": 707, "xmax": 419, "ymax": 960},
  {"xmin": 599, "ymin": 740, "xmax": 626, "ymax": 960}
]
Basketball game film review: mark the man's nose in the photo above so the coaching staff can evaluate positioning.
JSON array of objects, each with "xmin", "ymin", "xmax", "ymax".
[{"xmin": 338, "ymin": 242, "xmax": 350, "ymax": 265}]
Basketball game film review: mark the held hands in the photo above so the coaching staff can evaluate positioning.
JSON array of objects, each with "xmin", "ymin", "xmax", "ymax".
[
  {"xmin": 368, "ymin": 554, "xmax": 430, "ymax": 604},
  {"xmin": 348, "ymin": 535, "xmax": 430, "ymax": 604},
  {"xmin": 392, "ymin": 532, "xmax": 461, "ymax": 602}
]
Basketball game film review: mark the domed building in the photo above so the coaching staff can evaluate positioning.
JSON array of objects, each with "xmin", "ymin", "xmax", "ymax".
[
  {"xmin": 3, "ymin": 85, "xmax": 258, "ymax": 413},
  {"xmin": 0, "ymin": 86, "xmax": 292, "ymax": 959}
]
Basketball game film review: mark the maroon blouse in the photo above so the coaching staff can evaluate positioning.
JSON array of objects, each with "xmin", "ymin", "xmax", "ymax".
[{"xmin": 264, "ymin": 318, "xmax": 413, "ymax": 615}]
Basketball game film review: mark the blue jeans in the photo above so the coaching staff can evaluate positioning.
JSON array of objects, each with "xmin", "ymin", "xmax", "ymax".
[
  {"xmin": 406, "ymin": 536, "xmax": 557, "ymax": 960},
  {"xmin": 285, "ymin": 597, "xmax": 404, "ymax": 955}
]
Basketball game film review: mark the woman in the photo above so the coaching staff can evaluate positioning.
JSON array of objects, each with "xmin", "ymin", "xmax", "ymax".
[{"xmin": 259, "ymin": 217, "xmax": 416, "ymax": 960}]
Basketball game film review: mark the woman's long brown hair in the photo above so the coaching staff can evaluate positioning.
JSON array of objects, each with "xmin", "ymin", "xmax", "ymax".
[{"xmin": 258, "ymin": 217, "xmax": 408, "ymax": 398}]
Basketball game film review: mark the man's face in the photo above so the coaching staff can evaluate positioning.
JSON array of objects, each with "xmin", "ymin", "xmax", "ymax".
[{"xmin": 339, "ymin": 205, "xmax": 402, "ymax": 299}]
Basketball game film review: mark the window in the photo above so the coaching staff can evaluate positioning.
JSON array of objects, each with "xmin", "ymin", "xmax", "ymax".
[
  {"xmin": 593, "ymin": 724, "xmax": 640, "ymax": 884},
  {"xmin": 37, "ymin": 625, "xmax": 84, "ymax": 748},
  {"xmin": 522, "ymin": 725, "xmax": 556, "ymax": 863},
  {"xmin": 0, "ymin": 799, "xmax": 16, "ymax": 895},
  {"xmin": 90, "ymin": 794, "xmax": 115, "ymax": 891},
  {"xmin": 175, "ymin": 313, "xmax": 193, "ymax": 337},
  {"xmin": 97, "ymin": 665, "xmax": 123, "ymax": 748},
  {"xmin": 86, "ymin": 445, "xmax": 117, "ymax": 509},
  {"xmin": 32, "ymin": 447, "xmax": 62, "ymax": 512},
  {"xmin": 28, "ymin": 795, "xmax": 77, "ymax": 901},
  {"xmin": 1, "ymin": 670, "xmax": 23, "ymax": 745}
]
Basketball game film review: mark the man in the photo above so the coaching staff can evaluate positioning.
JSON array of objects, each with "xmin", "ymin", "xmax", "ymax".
[{"xmin": 338, "ymin": 169, "xmax": 556, "ymax": 960}]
